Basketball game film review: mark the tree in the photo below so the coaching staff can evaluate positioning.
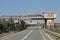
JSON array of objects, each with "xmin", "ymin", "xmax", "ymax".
[
  {"xmin": 8, "ymin": 17, "xmax": 14, "ymax": 24},
  {"xmin": 8, "ymin": 17, "xmax": 16, "ymax": 31},
  {"xmin": 0, "ymin": 19, "xmax": 10, "ymax": 33},
  {"xmin": 20, "ymin": 20, "xmax": 27, "ymax": 30}
]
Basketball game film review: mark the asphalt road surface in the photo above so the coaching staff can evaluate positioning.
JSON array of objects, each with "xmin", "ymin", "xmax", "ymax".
[{"xmin": 0, "ymin": 26, "xmax": 51, "ymax": 40}]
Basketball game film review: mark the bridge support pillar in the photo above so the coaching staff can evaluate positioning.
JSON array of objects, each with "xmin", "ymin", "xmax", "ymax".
[{"xmin": 44, "ymin": 19, "xmax": 47, "ymax": 28}]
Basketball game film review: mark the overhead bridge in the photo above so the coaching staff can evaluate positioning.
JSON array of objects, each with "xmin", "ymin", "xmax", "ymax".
[
  {"xmin": 0, "ymin": 12, "xmax": 57, "ymax": 28},
  {"xmin": 0, "ymin": 12, "xmax": 56, "ymax": 20}
]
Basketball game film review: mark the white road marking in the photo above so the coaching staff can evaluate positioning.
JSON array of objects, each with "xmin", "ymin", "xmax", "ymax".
[
  {"xmin": 42, "ymin": 30, "xmax": 53, "ymax": 40},
  {"xmin": 39, "ymin": 30, "xmax": 46, "ymax": 40},
  {"xmin": 21, "ymin": 30, "xmax": 33, "ymax": 40},
  {"xmin": 0, "ymin": 30, "xmax": 26, "ymax": 40}
]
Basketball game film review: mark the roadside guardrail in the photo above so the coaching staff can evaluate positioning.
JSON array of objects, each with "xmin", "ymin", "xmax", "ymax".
[{"xmin": 46, "ymin": 29, "xmax": 60, "ymax": 37}]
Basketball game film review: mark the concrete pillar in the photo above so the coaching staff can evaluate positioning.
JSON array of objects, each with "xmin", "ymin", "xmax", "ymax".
[{"xmin": 45, "ymin": 19, "xmax": 47, "ymax": 28}]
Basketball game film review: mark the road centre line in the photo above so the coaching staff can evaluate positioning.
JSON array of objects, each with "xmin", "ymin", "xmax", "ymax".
[{"xmin": 21, "ymin": 29, "xmax": 33, "ymax": 40}]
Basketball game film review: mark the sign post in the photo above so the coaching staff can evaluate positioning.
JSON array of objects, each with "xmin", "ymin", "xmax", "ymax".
[{"xmin": 47, "ymin": 20, "xmax": 54, "ymax": 30}]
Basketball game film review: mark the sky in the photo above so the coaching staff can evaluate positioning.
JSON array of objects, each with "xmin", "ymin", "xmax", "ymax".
[{"xmin": 0, "ymin": 0, "xmax": 60, "ymax": 23}]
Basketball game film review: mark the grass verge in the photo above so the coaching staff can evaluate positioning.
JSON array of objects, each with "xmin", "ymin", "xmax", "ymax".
[
  {"xmin": 0, "ymin": 31, "xmax": 18, "ymax": 38},
  {"xmin": 42, "ymin": 28, "xmax": 60, "ymax": 40}
]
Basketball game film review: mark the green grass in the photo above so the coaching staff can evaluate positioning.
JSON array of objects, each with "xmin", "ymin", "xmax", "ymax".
[{"xmin": 0, "ymin": 31, "xmax": 18, "ymax": 38}]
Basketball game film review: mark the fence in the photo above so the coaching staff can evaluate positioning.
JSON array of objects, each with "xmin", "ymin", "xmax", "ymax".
[{"xmin": 46, "ymin": 23, "xmax": 60, "ymax": 34}]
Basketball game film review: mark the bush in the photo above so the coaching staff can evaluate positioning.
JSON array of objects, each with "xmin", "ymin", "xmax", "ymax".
[
  {"xmin": 20, "ymin": 20, "xmax": 27, "ymax": 30},
  {"xmin": 0, "ymin": 19, "xmax": 10, "ymax": 33}
]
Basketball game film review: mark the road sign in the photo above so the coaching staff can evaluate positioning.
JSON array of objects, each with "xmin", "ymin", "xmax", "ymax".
[{"xmin": 47, "ymin": 20, "xmax": 54, "ymax": 26}]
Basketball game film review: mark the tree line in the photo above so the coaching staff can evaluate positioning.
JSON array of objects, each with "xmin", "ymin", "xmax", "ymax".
[{"xmin": 0, "ymin": 18, "xmax": 27, "ymax": 33}]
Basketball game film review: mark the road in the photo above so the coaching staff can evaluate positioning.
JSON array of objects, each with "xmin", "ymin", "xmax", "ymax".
[{"xmin": 0, "ymin": 26, "xmax": 51, "ymax": 40}]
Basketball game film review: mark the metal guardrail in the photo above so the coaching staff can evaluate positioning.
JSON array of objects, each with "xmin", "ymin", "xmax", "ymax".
[{"xmin": 46, "ymin": 29, "xmax": 60, "ymax": 37}]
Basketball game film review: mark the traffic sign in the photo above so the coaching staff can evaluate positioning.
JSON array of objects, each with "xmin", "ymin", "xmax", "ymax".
[{"xmin": 47, "ymin": 20, "xmax": 54, "ymax": 26}]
